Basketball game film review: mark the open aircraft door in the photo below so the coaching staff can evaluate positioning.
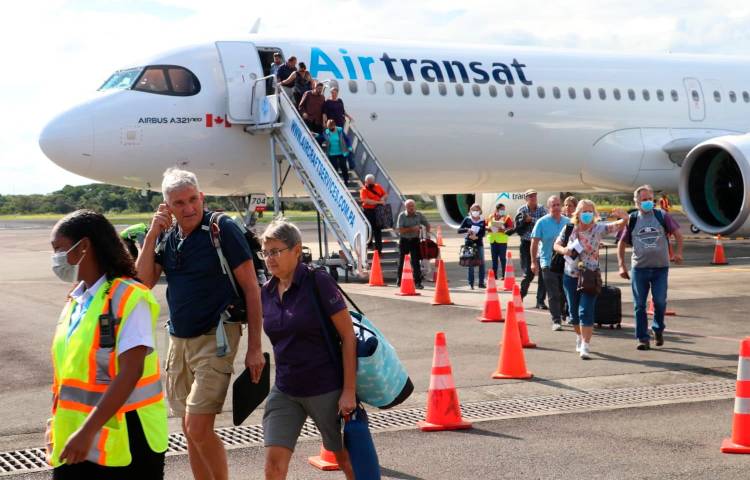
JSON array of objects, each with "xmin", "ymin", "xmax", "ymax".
[{"xmin": 215, "ymin": 41, "xmax": 266, "ymax": 124}]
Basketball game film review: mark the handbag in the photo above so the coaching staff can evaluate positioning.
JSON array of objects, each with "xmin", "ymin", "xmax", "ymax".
[
  {"xmin": 459, "ymin": 243, "xmax": 481, "ymax": 267},
  {"xmin": 374, "ymin": 204, "xmax": 393, "ymax": 229},
  {"xmin": 344, "ymin": 405, "xmax": 381, "ymax": 480},
  {"xmin": 577, "ymin": 267, "xmax": 602, "ymax": 295},
  {"xmin": 550, "ymin": 224, "xmax": 574, "ymax": 274},
  {"xmin": 420, "ymin": 233, "xmax": 439, "ymax": 259},
  {"xmin": 309, "ymin": 268, "xmax": 414, "ymax": 409}
]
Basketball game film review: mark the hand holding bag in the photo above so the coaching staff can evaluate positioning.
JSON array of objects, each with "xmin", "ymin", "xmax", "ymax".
[{"xmin": 459, "ymin": 243, "xmax": 481, "ymax": 267}]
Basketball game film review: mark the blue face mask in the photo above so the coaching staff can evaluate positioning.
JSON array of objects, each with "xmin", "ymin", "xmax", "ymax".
[
  {"xmin": 641, "ymin": 200, "xmax": 654, "ymax": 212},
  {"xmin": 580, "ymin": 212, "xmax": 595, "ymax": 224}
]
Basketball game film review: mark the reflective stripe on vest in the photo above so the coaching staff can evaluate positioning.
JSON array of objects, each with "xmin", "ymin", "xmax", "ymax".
[
  {"xmin": 85, "ymin": 428, "xmax": 110, "ymax": 465},
  {"xmin": 58, "ymin": 374, "xmax": 163, "ymax": 414}
]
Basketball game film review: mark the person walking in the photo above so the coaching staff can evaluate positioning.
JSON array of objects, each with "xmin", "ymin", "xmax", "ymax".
[
  {"xmin": 360, "ymin": 174, "xmax": 387, "ymax": 253},
  {"xmin": 486, "ymin": 202, "xmax": 514, "ymax": 280},
  {"xmin": 458, "ymin": 203, "xmax": 487, "ymax": 289},
  {"xmin": 396, "ymin": 199, "xmax": 430, "ymax": 289},
  {"xmin": 260, "ymin": 220, "xmax": 356, "ymax": 480},
  {"xmin": 530, "ymin": 196, "xmax": 570, "ymax": 331},
  {"xmin": 47, "ymin": 210, "xmax": 168, "ymax": 478},
  {"xmin": 136, "ymin": 168, "xmax": 265, "ymax": 480},
  {"xmin": 554, "ymin": 200, "xmax": 628, "ymax": 359},
  {"xmin": 515, "ymin": 190, "xmax": 548, "ymax": 307},
  {"xmin": 617, "ymin": 185, "xmax": 683, "ymax": 350},
  {"xmin": 563, "ymin": 196, "xmax": 578, "ymax": 218},
  {"xmin": 321, "ymin": 119, "xmax": 353, "ymax": 181},
  {"xmin": 299, "ymin": 81, "xmax": 326, "ymax": 134},
  {"xmin": 281, "ymin": 62, "xmax": 313, "ymax": 106}
]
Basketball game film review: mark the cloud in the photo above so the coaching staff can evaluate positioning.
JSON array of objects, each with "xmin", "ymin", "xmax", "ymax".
[{"xmin": 2, "ymin": 0, "xmax": 750, "ymax": 193}]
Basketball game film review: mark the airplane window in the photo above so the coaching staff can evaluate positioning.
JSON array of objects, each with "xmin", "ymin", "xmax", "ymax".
[
  {"xmin": 627, "ymin": 89, "xmax": 635, "ymax": 100},
  {"xmin": 455, "ymin": 84, "xmax": 464, "ymax": 96},
  {"xmin": 367, "ymin": 81, "xmax": 376, "ymax": 94},
  {"xmin": 349, "ymin": 80, "xmax": 358, "ymax": 94},
  {"xmin": 568, "ymin": 87, "xmax": 576, "ymax": 99},
  {"xmin": 714, "ymin": 90, "xmax": 721, "ymax": 102},
  {"xmin": 472, "ymin": 84, "xmax": 481, "ymax": 97},
  {"xmin": 421, "ymin": 82, "xmax": 430, "ymax": 95},
  {"xmin": 521, "ymin": 86, "xmax": 530, "ymax": 98},
  {"xmin": 743, "ymin": 91, "xmax": 750, "ymax": 103},
  {"xmin": 537, "ymin": 86, "xmax": 545, "ymax": 99},
  {"xmin": 613, "ymin": 88, "xmax": 621, "ymax": 100},
  {"xmin": 403, "ymin": 82, "xmax": 413, "ymax": 95},
  {"xmin": 598, "ymin": 88, "xmax": 606, "ymax": 100},
  {"xmin": 553, "ymin": 87, "xmax": 561, "ymax": 99},
  {"xmin": 671, "ymin": 89, "xmax": 679, "ymax": 101},
  {"xmin": 656, "ymin": 89, "xmax": 664, "ymax": 101},
  {"xmin": 99, "ymin": 67, "xmax": 142, "ymax": 91},
  {"xmin": 133, "ymin": 66, "xmax": 201, "ymax": 96},
  {"xmin": 582, "ymin": 88, "xmax": 590, "ymax": 100},
  {"xmin": 488, "ymin": 85, "xmax": 497, "ymax": 97},
  {"xmin": 729, "ymin": 91, "xmax": 737, "ymax": 103},
  {"xmin": 438, "ymin": 83, "xmax": 447, "ymax": 96},
  {"xmin": 385, "ymin": 81, "xmax": 395, "ymax": 95},
  {"xmin": 691, "ymin": 90, "xmax": 700, "ymax": 102},
  {"xmin": 642, "ymin": 89, "xmax": 650, "ymax": 101},
  {"xmin": 505, "ymin": 85, "xmax": 514, "ymax": 98}
]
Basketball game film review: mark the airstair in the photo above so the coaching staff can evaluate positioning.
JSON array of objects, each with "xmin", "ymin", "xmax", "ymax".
[{"xmin": 239, "ymin": 77, "xmax": 405, "ymax": 278}]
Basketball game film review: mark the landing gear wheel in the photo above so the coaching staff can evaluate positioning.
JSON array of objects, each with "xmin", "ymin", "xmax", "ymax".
[{"xmin": 690, "ymin": 224, "xmax": 700, "ymax": 234}]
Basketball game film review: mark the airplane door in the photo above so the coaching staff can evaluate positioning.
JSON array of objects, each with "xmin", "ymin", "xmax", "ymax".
[
  {"xmin": 215, "ymin": 41, "xmax": 265, "ymax": 123},
  {"xmin": 683, "ymin": 77, "xmax": 705, "ymax": 122}
]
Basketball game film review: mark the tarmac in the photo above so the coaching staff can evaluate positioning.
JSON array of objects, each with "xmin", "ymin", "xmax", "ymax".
[{"xmin": 2, "ymin": 215, "xmax": 750, "ymax": 479}]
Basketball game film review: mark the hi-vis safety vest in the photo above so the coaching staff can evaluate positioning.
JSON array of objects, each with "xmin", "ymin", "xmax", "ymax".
[
  {"xmin": 486, "ymin": 215, "xmax": 511, "ymax": 244},
  {"xmin": 49, "ymin": 277, "xmax": 168, "ymax": 467}
]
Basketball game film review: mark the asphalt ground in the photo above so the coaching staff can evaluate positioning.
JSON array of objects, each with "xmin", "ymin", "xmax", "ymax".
[{"xmin": 2, "ymin": 217, "xmax": 750, "ymax": 478}]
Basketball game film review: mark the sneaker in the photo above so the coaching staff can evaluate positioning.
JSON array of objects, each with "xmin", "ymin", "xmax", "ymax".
[
  {"xmin": 579, "ymin": 342, "xmax": 591, "ymax": 360},
  {"xmin": 469, "ymin": 284, "xmax": 475, "ymax": 290},
  {"xmin": 636, "ymin": 341, "xmax": 651, "ymax": 351},
  {"xmin": 575, "ymin": 336, "xmax": 582, "ymax": 353},
  {"xmin": 478, "ymin": 284, "xmax": 486, "ymax": 289},
  {"xmin": 563, "ymin": 318, "xmax": 573, "ymax": 326},
  {"xmin": 552, "ymin": 323, "xmax": 563, "ymax": 331},
  {"xmin": 416, "ymin": 283, "xmax": 424, "ymax": 290},
  {"xmin": 654, "ymin": 330, "xmax": 664, "ymax": 346},
  {"xmin": 536, "ymin": 303, "xmax": 549, "ymax": 310}
]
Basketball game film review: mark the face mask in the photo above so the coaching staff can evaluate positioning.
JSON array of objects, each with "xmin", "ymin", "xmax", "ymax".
[
  {"xmin": 470, "ymin": 210, "xmax": 481, "ymax": 218},
  {"xmin": 497, "ymin": 210, "xmax": 506, "ymax": 216},
  {"xmin": 51, "ymin": 239, "xmax": 85, "ymax": 283},
  {"xmin": 580, "ymin": 212, "xmax": 595, "ymax": 224},
  {"xmin": 641, "ymin": 200, "xmax": 654, "ymax": 212}
]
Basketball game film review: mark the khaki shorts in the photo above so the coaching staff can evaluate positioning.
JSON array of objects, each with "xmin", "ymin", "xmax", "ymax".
[{"xmin": 165, "ymin": 323, "xmax": 242, "ymax": 416}]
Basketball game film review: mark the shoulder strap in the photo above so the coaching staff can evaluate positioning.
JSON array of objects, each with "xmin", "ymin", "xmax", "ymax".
[
  {"xmin": 654, "ymin": 209, "xmax": 667, "ymax": 230},
  {"xmin": 628, "ymin": 211, "xmax": 638, "ymax": 236},
  {"xmin": 208, "ymin": 212, "xmax": 240, "ymax": 297},
  {"xmin": 563, "ymin": 223, "xmax": 574, "ymax": 245}
]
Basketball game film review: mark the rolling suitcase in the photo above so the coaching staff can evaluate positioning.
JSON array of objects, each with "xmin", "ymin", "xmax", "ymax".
[{"xmin": 595, "ymin": 244, "xmax": 622, "ymax": 329}]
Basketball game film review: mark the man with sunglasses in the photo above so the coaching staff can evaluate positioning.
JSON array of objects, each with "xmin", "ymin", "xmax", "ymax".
[{"xmin": 136, "ymin": 168, "xmax": 264, "ymax": 480}]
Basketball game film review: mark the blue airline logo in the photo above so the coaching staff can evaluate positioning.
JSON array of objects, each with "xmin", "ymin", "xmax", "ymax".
[{"xmin": 309, "ymin": 47, "xmax": 532, "ymax": 86}]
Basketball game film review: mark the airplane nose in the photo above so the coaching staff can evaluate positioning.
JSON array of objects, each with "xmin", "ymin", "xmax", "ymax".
[{"xmin": 39, "ymin": 106, "xmax": 94, "ymax": 175}]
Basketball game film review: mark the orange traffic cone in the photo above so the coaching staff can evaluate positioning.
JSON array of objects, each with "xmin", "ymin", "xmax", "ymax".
[
  {"xmin": 712, "ymin": 235, "xmax": 728, "ymax": 265},
  {"xmin": 418, "ymin": 332, "xmax": 472, "ymax": 431},
  {"xmin": 477, "ymin": 269, "xmax": 503, "ymax": 322},
  {"xmin": 368, "ymin": 250, "xmax": 385, "ymax": 287},
  {"xmin": 432, "ymin": 259, "xmax": 454, "ymax": 305},
  {"xmin": 722, "ymin": 338, "xmax": 750, "ymax": 453},
  {"xmin": 436, "ymin": 225, "xmax": 445, "ymax": 247},
  {"xmin": 309, "ymin": 446, "xmax": 340, "ymax": 470},
  {"xmin": 503, "ymin": 251, "xmax": 516, "ymax": 291},
  {"xmin": 396, "ymin": 254, "xmax": 420, "ymax": 296},
  {"xmin": 513, "ymin": 284, "xmax": 537, "ymax": 348},
  {"xmin": 647, "ymin": 297, "xmax": 676, "ymax": 317},
  {"xmin": 492, "ymin": 302, "xmax": 533, "ymax": 379}
]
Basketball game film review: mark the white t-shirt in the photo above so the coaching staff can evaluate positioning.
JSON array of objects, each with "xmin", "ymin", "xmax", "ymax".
[{"xmin": 69, "ymin": 275, "xmax": 154, "ymax": 355}]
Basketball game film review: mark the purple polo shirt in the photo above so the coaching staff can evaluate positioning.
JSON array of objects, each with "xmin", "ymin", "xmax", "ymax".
[{"xmin": 262, "ymin": 263, "xmax": 347, "ymax": 397}]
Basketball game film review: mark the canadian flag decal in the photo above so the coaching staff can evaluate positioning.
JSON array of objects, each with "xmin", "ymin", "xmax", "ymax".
[{"xmin": 205, "ymin": 114, "xmax": 232, "ymax": 128}]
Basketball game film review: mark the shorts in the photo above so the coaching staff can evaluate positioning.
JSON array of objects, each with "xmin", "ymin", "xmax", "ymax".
[
  {"xmin": 263, "ymin": 386, "xmax": 343, "ymax": 452},
  {"xmin": 165, "ymin": 323, "xmax": 241, "ymax": 416}
]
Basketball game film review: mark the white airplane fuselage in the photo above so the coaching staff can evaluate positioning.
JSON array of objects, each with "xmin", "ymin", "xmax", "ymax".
[{"xmin": 39, "ymin": 36, "xmax": 750, "ymax": 234}]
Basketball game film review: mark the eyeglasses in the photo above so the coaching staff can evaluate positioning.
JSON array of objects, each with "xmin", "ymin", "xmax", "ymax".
[{"xmin": 260, "ymin": 247, "xmax": 290, "ymax": 259}]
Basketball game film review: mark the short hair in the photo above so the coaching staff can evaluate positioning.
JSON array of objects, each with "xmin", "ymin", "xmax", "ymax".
[
  {"xmin": 470, "ymin": 203, "xmax": 482, "ymax": 213},
  {"xmin": 633, "ymin": 184, "xmax": 654, "ymax": 202},
  {"xmin": 365, "ymin": 174, "xmax": 375, "ymax": 182},
  {"xmin": 261, "ymin": 219, "xmax": 302, "ymax": 249},
  {"xmin": 571, "ymin": 199, "xmax": 598, "ymax": 225},
  {"xmin": 298, "ymin": 62, "xmax": 307, "ymax": 70},
  {"xmin": 563, "ymin": 196, "xmax": 578, "ymax": 207},
  {"xmin": 330, "ymin": 86, "xmax": 339, "ymax": 92},
  {"xmin": 496, "ymin": 203, "xmax": 505, "ymax": 209},
  {"xmin": 287, "ymin": 56, "xmax": 297, "ymax": 62},
  {"xmin": 404, "ymin": 199, "xmax": 416, "ymax": 207},
  {"xmin": 162, "ymin": 167, "xmax": 199, "ymax": 200},
  {"xmin": 546, "ymin": 195, "xmax": 560, "ymax": 207},
  {"xmin": 273, "ymin": 52, "xmax": 280, "ymax": 57}
]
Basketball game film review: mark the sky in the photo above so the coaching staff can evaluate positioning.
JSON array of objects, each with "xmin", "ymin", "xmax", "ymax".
[{"xmin": 2, "ymin": 0, "xmax": 750, "ymax": 194}]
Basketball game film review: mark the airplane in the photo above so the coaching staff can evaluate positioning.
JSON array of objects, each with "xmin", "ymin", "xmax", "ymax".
[{"xmin": 38, "ymin": 35, "xmax": 750, "ymax": 237}]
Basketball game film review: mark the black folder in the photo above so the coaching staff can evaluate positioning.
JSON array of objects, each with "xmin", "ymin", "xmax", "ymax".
[{"xmin": 232, "ymin": 352, "xmax": 271, "ymax": 426}]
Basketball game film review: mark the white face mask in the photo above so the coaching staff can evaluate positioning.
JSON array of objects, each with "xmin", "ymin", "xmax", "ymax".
[
  {"xmin": 470, "ymin": 210, "xmax": 481, "ymax": 218},
  {"xmin": 51, "ymin": 239, "xmax": 85, "ymax": 283}
]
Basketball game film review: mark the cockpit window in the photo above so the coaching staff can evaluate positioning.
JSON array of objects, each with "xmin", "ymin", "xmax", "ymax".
[
  {"xmin": 98, "ymin": 67, "xmax": 143, "ymax": 91},
  {"xmin": 133, "ymin": 65, "xmax": 201, "ymax": 96}
]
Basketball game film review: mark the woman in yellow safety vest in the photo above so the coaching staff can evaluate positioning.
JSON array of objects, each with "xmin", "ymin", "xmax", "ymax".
[
  {"xmin": 47, "ymin": 210, "xmax": 168, "ymax": 479},
  {"xmin": 486, "ymin": 203, "xmax": 515, "ymax": 280}
]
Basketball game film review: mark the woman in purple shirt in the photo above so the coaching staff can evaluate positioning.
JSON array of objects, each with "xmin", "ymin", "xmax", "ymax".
[{"xmin": 260, "ymin": 220, "xmax": 356, "ymax": 480}]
